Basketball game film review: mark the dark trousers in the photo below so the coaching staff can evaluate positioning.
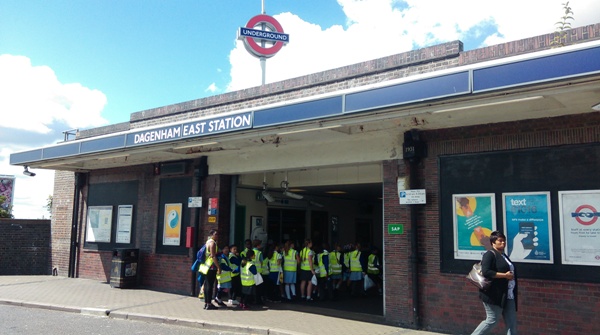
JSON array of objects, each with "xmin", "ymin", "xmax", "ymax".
[
  {"xmin": 317, "ymin": 277, "xmax": 332, "ymax": 301},
  {"xmin": 231, "ymin": 275, "xmax": 242, "ymax": 300},
  {"xmin": 204, "ymin": 269, "xmax": 217, "ymax": 304}
]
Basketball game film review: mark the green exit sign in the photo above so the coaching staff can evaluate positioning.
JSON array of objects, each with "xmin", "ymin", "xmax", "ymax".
[{"xmin": 388, "ymin": 224, "xmax": 404, "ymax": 235}]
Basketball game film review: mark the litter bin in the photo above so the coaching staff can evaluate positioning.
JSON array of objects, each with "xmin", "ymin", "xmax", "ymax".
[{"xmin": 110, "ymin": 248, "xmax": 139, "ymax": 288}]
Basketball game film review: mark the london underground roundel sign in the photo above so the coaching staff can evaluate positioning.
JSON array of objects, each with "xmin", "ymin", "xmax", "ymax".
[{"xmin": 238, "ymin": 14, "xmax": 289, "ymax": 58}]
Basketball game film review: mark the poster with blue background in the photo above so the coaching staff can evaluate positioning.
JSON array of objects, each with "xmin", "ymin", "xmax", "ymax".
[{"xmin": 503, "ymin": 192, "xmax": 554, "ymax": 263}]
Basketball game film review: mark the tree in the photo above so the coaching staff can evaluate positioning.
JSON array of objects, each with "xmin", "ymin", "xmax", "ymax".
[
  {"xmin": 45, "ymin": 195, "xmax": 53, "ymax": 219},
  {"xmin": 0, "ymin": 195, "xmax": 14, "ymax": 219},
  {"xmin": 551, "ymin": 1, "xmax": 575, "ymax": 47}
]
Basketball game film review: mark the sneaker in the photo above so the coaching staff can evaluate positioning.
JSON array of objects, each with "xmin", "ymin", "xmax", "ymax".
[
  {"xmin": 211, "ymin": 300, "xmax": 221, "ymax": 308},
  {"xmin": 306, "ymin": 297, "xmax": 314, "ymax": 302},
  {"xmin": 205, "ymin": 304, "xmax": 217, "ymax": 310}
]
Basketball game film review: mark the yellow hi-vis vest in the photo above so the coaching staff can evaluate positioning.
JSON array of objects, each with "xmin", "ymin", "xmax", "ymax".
[
  {"xmin": 283, "ymin": 249, "xmax": 298, "ymax": 272},
  {"xmin": 269, "ymin": 252, "xmax": 282, "ymax": 273},
  {"xmin": 217, "ymin": 256, "xmax": 232, "ymax": 284},
  {"xmin": 329, "ymin": 251, "xmax": 342, "ymax": 275},
  {"xmin": 318, "ymin": 250, "xmax": 329, "ymax": 278},
  {"xmin": 261, "ymin": 254, "xmax": 270, "ymax": 276},
  {"xmin": 300, "ymin": 247, "xmax": 312, "ymax": 271},
  {"xmin": 241, "ymin": 261, "xmax": 255, "ymax": 286},
  {"xmin": 367, "ymin": 254, "xmax": 380, "ymax": 275},
  {"xmin": 199, "ymin": 239, "xmax": 218, "ymax": 274},
  {"xmin": 253, "ymin": 248, "xmax": 264, "ymax": 274},
  {"xmin": 229, "ymin": 253, "xmax": 240, "ymax": 277},
  {"xmin": 349, "ymin": 250, "xmax": 362, "ymax": 272}
]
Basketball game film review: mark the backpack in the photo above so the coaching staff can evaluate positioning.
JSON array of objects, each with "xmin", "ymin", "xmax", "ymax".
[
  {"xmin": 197, "ymin": 244, "xmax": 207, "ymax": 263},
  {"xmin": 190, "ymin": 244, "xmax": 207, "ymax": 272}
]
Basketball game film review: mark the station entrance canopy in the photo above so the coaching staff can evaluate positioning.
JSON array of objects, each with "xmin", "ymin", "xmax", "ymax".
[{"xmin": 10, "ymin": 41, "xmax": 600, "ymax": 173}]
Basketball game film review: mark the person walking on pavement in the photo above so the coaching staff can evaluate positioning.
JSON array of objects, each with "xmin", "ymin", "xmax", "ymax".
[
  {"xmin": 203, "ymin": 229, "xmax": 221, "ymax": 310},
  {"xmin": 471, "ymin": 230, "xmax": 518, "ymax": 335}
]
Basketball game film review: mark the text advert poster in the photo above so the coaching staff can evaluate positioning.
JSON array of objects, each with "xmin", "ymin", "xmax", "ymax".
[
  {"xmin": 453, "ymin": 194, "xmax": 496, "ymax": 260},
  {"xmin": 503, "ymin": 192, "xmax": 553, "ymax": 263}
]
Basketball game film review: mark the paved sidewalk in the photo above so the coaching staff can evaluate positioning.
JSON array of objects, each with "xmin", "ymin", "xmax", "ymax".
[{"xmin": 0, "ymin": 276, "xmax": 445, "ymax": 335}]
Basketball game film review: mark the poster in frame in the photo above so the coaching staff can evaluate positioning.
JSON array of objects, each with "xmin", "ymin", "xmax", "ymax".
[
  {"xmin": 116, "ymin": 205, "xmax": 133, "ymax": 244},
  {"xmin": 163, "ymin": 203, "xmax": 182, "ymax": 246},
  {"xmin": 86, "ymin": 206, "xmax": 113, "ymax": 243},
  {"xmin": 502, "ymin": 192, "xmax": 553, "ymax": 264},
  {"xmin": 559, "ymin": 190, "xmax": 600, "ymax": 266},
  {"xmin": 452, "ymin": 193, "xmax": 496, "ymax": 260}
]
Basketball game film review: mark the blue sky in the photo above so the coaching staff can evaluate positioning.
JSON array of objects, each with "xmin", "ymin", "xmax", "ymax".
[{"xmin": 2, "ymin": 0, "xmax": 599, "ymax": 219}]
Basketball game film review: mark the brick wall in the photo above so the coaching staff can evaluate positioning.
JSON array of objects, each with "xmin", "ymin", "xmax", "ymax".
[
  {"xmin": 51, "ymin": 170, "xmax": 75, "ymax": 277},
  {"xmin": 0, "ymin": 219, "xmax": 51, "ymax": 275},
  {"xmin": 382, "ymin": 112, "xmax": 600, "ymax": 334}
]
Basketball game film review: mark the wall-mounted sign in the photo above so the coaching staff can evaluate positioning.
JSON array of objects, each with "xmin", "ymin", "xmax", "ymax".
[
  {"xmin": 559, "ymin": 190, "xmax": 600, "ymax": 266},
  {"xmin": 388, "ymin": 224, "xmax": 404, "ymax": 235},
  {"xmin": 188, "ymin": 197, "xmax": 202, "ymax": 208},
  {"xmin": 238, "ymin": 14, "xmax": 289, "ymax": 58},
  {"xmin": 399, "ymin": 189, "xmax": 426, "ymax": 204},
  {"xmin": 126, "ymin": 112, "xmax": 252, "ymax": 147},
  {"xmin": 453, "ymin": 193, "xmax": 497, "ymax": 260}
]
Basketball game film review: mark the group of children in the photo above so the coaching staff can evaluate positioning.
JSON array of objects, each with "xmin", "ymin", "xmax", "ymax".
[{"xmin": 196, "ymin": 236, "xmax": 383, "ymax": 310}]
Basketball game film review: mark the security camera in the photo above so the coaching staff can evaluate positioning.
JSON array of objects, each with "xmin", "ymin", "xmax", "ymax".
[{"xmin": 23, "ymin": 166, "xmax": 36, "ymax": 177}]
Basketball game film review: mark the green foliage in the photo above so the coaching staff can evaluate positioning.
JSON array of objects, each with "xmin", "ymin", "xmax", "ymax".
[
  {"xmin": 551, "ymin": 1, "xmax": 575, "ymax": 47},
  {"xmin": 45, "ymin": 195, "xmax": 53, "ymax": 219},
  {"xmin": 0, "ymin": 195, "xmax": 14, "ymax": 219}
]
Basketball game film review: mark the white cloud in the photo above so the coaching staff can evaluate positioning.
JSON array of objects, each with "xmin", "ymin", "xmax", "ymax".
[
  {"xmin": 205, "ymin": 83, "xmax": 218, "ymax": 93},
  {"xmin": 227, "ymin": 0, "xmax": 600, "ymax": 92},
  {"xmin": 0, "ymin": 54, "xmax": 108, "ymax": 219}
]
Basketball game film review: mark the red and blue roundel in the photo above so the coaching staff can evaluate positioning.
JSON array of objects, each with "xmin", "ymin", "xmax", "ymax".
[{"xmin": 238, "ymin": 14, "xmax": 289, "ymax": 58}]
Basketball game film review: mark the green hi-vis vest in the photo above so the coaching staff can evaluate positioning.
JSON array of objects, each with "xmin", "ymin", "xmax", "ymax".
[
  {"xmin": 269, "ymin": 252, "xmax": 281, "ymax": 273},
  {"xmin": 253, "ymin": 248, "xmax": 265, "ymax": 274},
  {"xmin": 300, "ymin": 247, "xmax": 312, "ymax": 271},
  {"xmin": 318, "ymin": 250, "xmax": 329, "ymax": 278},
  {"xmin": 349, "ymin": 250, "xmax": 362, "ymax": 272},
  {"xmin": 199, "ymin": 239, "xmax": 218, "ymax": 274},
  {"xmin": 329, "ymin": 251, "xmax": 342, "ymax": 275},
  {"xmin": 367, "ymin": 254, "xmax": 380, "ymax": 275},
  {"xmin": 283, "ymin": 249, "xmax": 298, "ymax": 272},
  {"xmin": 217, "ymin": 256, "xmax": 232, "ymax": 284},
  {"xmin": 241, "ymin": 261, "xmax": 255, "ymax": 286}
]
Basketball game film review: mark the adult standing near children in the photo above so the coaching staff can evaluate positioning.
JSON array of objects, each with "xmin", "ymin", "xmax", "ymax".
[
  {"xmin": 471, "ymin": 231, "xmax": 518, "ymax": 335},
  {"xmin": 203, "ymin": 229, "xmax": 221, "ymax": 310}
]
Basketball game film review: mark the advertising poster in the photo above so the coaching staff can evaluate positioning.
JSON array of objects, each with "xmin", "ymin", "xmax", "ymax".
[
  {"xmin": 503, "ymin": 192, "xmax": 553, "ymax": 263},
  {"xmin": 453, "ymin": 194, "xmax": 496, "ymax": 260},
  {"xmin": 163, "ymin": 203, "xmax": 182, "ymax": 246},
  {"xmin": 86, "ymin": 206, "xmax": 113, "ymax": 243},
  {"xmin": 0, "ymin": 175, "xmax": 15, "ymax": 212},
  {"xmin": 559, "ymin": 190, "xmax": 600, "ymax": 266}
]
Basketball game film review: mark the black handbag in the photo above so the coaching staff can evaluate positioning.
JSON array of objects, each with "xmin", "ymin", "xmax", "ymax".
[{"xmin": 466, "ymin": 262, "xmax": 492, "ymax": 291}]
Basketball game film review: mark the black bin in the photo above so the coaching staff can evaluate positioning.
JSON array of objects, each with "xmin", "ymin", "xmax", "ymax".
[{"xmin": 110, "ymin": 248, "xmax": 139, "ymax": 289}]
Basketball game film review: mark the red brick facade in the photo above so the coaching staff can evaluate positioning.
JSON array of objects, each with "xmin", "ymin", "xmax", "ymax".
[{"xmin": 48, "ymin": 24, "xmax": 600, "ymax": 334}]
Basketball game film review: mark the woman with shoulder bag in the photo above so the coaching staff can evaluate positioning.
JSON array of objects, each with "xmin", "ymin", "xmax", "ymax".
[{"xmin": 471, "ymin": 231, "xmax": 518, "ymax": 335}]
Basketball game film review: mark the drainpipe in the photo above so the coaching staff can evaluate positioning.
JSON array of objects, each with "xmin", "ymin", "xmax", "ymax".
[
  {"xmin": 191, "ymin": 157, "xmax": 208, "ymax": 296},
  {"xmin": 68, "ymin": 172, "xmax": 86, "ymax": 278},
  {"xmin": 403, "ymin": 130, "xmax": 427, "ymax": 329}
]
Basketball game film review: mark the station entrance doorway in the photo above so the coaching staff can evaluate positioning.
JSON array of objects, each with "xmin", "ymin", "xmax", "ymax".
[{"xmin": 234, "ymin": 165, "xmax": 384, "ymax": 316}]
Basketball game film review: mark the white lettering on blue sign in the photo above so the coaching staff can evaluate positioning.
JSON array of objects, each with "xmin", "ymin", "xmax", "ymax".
[
  {"xmin": 134, "ymin": 126, "xmax": 181, "ymax": 144},
  {"xmin": 129, "ymin": 113, "xmax": 252, "ymax": 146}
]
